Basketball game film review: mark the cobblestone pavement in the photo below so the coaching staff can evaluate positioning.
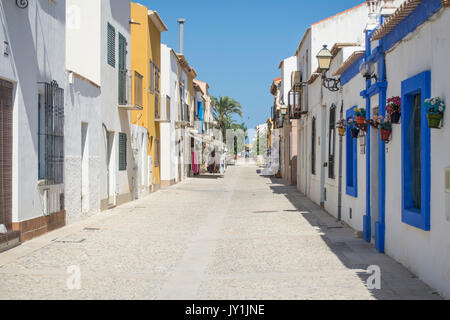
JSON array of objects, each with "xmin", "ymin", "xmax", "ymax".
[{"xmin": 0, "ymin": 162, "xmax": 442, "ymax": 300}]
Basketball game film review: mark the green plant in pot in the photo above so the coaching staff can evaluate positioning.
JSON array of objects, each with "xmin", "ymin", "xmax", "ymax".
[
  {"xmin": 379, "ymin": 118, "xmax": 392, "ymax": 142},
  {"xmin": 425, "ymin": 97, "xmax": 445, "ymax": 129},
  {"xmin": 354, "ymin": 107, "xmax": 366, "ymax": 124}
]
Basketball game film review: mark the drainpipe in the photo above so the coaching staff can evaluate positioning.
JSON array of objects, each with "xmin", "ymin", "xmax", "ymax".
[
  {"xmin": 319, "ymin": 74, "xmax": 326, "ymax": 207},
  {"xmin": 177, "ymin": 19, "xmax": 186, "ymax": 55},
  {"xmin": 338, "ymin": 102, "xmax": 343, "ymax": 221}
]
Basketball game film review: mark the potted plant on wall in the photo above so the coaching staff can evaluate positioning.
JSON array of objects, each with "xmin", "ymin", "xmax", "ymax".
[
  {"xmin": 425, "ymin": 97, "xmax": 446, "ymax": 129},
  {"xmin": 379, "ymin": 117, "xmax": 392, "ymax": 142},
  {"xmin": 336, "ymin": 119, "xmax": 346, "ymax": 136},
  {"xmin": 354, "ymin": 107, "xmax": 366, "ymax": 124},
  {"xmin": 368, "ymin": 115, "xmax": 383, "ymax": 129},
  {"xmin": 386, "ymin": 96, "xmax": 401, "ymax": 124},
  {"xmin": 348, "ymin": 118, "xmax": 360, "ymax": 138}
]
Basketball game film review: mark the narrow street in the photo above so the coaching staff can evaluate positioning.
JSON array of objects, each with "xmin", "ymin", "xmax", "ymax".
[{"xmin": 0, "ymin": 163, "xmax": 441, "ymax": 300}]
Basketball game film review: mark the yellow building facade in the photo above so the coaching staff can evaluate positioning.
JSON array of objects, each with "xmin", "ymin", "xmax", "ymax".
[{"xmin": 130, "ymin": 3, "xmax": 167, "ymax": 190}]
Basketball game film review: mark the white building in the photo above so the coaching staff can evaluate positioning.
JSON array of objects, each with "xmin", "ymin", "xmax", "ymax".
[
  {"xmin": 0, "ymin": 0, "xmax": 66, "ymax": 245},
  {"xmin": 369, "ymin": 0, "xmax": 450, "ymax": 298},
  {"xmin": 294, "ymin": 2, "xmax": 368, "ymax": 201},
  {"xmin": 65, "ymin": 0, "xmax": 145, "ymax": 223},
  {"xmin": 160, "ymin": 44, "xmax": 181, "ymax": 186},
  {"xmin": 293, "ymin": 0, "xmax": 450, "ymax": 298}
]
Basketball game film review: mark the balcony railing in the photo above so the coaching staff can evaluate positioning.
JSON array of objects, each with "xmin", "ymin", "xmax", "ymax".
[{"xmin": 118, "ymin": 69, "xmax": 143, "ymax": 110}]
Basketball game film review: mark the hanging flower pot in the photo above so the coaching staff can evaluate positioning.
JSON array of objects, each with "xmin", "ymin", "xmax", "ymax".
[
  {"xmin": 425, "ymin": 97, "xmax": 445, "ymax": 129},
  {"xmin": 390, "ymin": 111, "xmax": 401, "ymax": 124},
  {"xmin": 380, "ymin": 129, "xmax": 391, "ymax": 142},
  {"xmin": 354, "ymin": 108, "xmax": 366, "ymax": 125},
  {"xmin": 386, "ymin": 96, "xmax": 402, "ymax": 124},
  {"xmin": 427, "ymin": 113, "xmax": 443, "ymax": 128},
  {"xmin": 442, "ymin": 0, "xmax": 450, "ymax": 8},
  {"xmin": 351, "ymin": 127, "xmax": 360, "ymax": 138},
  {"xmin": 338, "ymin": 127, "xmax": 346, "ymax": 136},
  {"xmin": 356, "ymin": 116, "xmax": 366, "ymax": 125}
]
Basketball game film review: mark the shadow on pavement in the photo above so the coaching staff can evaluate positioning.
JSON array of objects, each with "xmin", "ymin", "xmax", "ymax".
[
  {"xmin": 266, "ymin": 176, "xmax": 441, "ymax": 300},
  {"xmin": 192, "ymin": 174, "xmax": 224, "ymax": 180}
]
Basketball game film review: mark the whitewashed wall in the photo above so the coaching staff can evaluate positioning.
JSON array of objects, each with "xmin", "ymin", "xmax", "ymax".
[
  {"xmin": 0, "ymin": 0, "xmax": 66, "ymax": 223},
  {"xmin": 383, "ymin": 7, "xmax": 450, "ymax": 298},
  {"xmin": 160, "ymin": 45, "xmax": 179, "ymax": 184}
]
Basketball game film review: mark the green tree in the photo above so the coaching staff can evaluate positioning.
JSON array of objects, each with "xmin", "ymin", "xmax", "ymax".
[{"xmin": 212, "ymin": 96, "xmax": 244, "ymax": 141}]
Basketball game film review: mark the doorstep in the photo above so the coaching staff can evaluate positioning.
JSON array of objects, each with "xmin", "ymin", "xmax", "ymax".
[{"xmin": 0, "ymin": 230, "xmax": 21, "ymax": 253}]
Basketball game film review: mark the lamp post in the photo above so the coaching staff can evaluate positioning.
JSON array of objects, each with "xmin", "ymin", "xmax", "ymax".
[
  {"xmin": 316, "ymin": 45, "xmax": 340, "ymax": 92},
  {"xmin": 359, "ymin": 60, "xmax": 377, "ymax": 81}
]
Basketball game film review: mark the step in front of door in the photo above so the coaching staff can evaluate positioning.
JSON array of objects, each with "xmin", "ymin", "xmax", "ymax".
[{"xmin": 0, "ymin": 231, "xmax": 21, "ymax": 253}]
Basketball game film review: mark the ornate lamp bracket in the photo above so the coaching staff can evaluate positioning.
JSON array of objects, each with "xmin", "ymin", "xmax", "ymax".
[{"xmin": 16, "ymin": 0, "xmax": 29, "ymax": 9}]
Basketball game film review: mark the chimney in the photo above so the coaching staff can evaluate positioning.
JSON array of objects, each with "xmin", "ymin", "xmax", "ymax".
[
  {"xmin": 177, "ymin": 18, "xmax": 186, "ymax": 55},
  {"xmin": 381, "ymin": 0, "xmax": 397, "ymax": 18},
  {"xmin": 365, "ymin": 0, "xmax": 382, "ymax": 31}
]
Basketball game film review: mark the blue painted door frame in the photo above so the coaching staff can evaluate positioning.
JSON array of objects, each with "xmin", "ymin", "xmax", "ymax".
[{"xmin": 360, "ymin": 30, "xmax": 387, "ymax": 253}]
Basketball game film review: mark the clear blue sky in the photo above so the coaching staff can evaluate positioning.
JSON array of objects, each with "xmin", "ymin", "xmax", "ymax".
[{"xmin": 137, "ymin": 0, "xmax": 364, "ymax": 130}]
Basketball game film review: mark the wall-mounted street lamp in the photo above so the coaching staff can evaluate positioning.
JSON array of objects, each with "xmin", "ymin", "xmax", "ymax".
[
  {"xmin": 359, "ymin": 60, "xmax": 378, "ymax": 81},
  {"xmin": 316, "ymin": 45, "xmax": 340, "ymax": 92},
  {"xmin": 16, "ymin": 0, "xmax": 28, "ymax": 9}
]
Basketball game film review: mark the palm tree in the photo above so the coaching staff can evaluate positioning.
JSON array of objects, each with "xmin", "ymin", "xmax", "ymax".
[{"xmin": 212, "ymin": 96, "xmax": 243, "ymax": 140}]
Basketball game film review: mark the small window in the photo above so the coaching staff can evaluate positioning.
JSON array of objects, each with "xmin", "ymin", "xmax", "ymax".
[
  {"xmin": 107, "ymin": 23, "xmax": 116, "ymax": 67},
  {"xmin": 328, "ymin": 104, "xmax": 336, "ymax": 179},
  {"xmin": 346, "ymin": 107, "xmax": 357, "ymax": 197},
  {"xmin": 311, "ymin": 116, "xmax": 316, "ymax": 175},
  {"xmin": 119, "ymin": 133, "xmax": 127, "ymax": 171}
]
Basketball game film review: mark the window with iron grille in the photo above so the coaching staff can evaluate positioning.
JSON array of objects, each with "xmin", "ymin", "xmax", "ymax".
[
  {"xmin": 38, "ymin": 81, "xmax": 64, "ymax": 185},
  {"xmin": 119, "ymin": 133, "xmax": 127, "ymax": 171},
  {"xmin": 311, "ymin": 116, "xmax": 316, "ymax": 175},
  {"xmin": 107, "ymin": 23, "xmax": 115, "ymax": 67},
  {"xmin": 328, "ymin": 104, "xmax": 336, "ymax": 179}
]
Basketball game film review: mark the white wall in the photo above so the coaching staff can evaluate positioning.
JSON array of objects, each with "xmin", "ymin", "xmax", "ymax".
[
  {"xmin": 384, "ymin": 7, "xmax": 450, "ymax": 298},
  {"xmin": 280, "ymin": 56, "xmax": 297, "ymax": 106},
  {"xmin": 160, "ymin": 44, "xmax": 179, "ymax": 183},
  {"xmin": 66, "ymin": 0, "xmax": 101, "ymax": 86},
  {"xmin": 99, "ymin": 0, "xmax": 135, "ymax": 204},
  {"xmin": 65, "ymin": 73, "xmax": 102, "ymax": 223},
  {"xmin": 0, "ymin": 0, "xmax": 66, "ymax": 223}
]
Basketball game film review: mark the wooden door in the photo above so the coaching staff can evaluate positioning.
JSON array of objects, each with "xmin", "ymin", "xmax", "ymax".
[{"xmin": 0, "ymin": 80, "xmax": 13, "ymax": 231}]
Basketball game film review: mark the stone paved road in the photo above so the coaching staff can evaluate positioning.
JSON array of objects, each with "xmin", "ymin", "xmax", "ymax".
[{"xmin": 0, "ymin": 162, "xmax": 442, "ymax": 299}]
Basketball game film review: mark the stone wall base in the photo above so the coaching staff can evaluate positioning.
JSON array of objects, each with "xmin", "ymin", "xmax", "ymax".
[{"xmin": 12, "ymin": 210, "xmax": 66, "ymax": 242}]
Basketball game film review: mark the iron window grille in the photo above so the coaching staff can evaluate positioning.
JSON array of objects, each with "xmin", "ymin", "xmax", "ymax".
[{"xmin": 38, "ymin": 81, "xmax": 64, "ymax": 185}]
